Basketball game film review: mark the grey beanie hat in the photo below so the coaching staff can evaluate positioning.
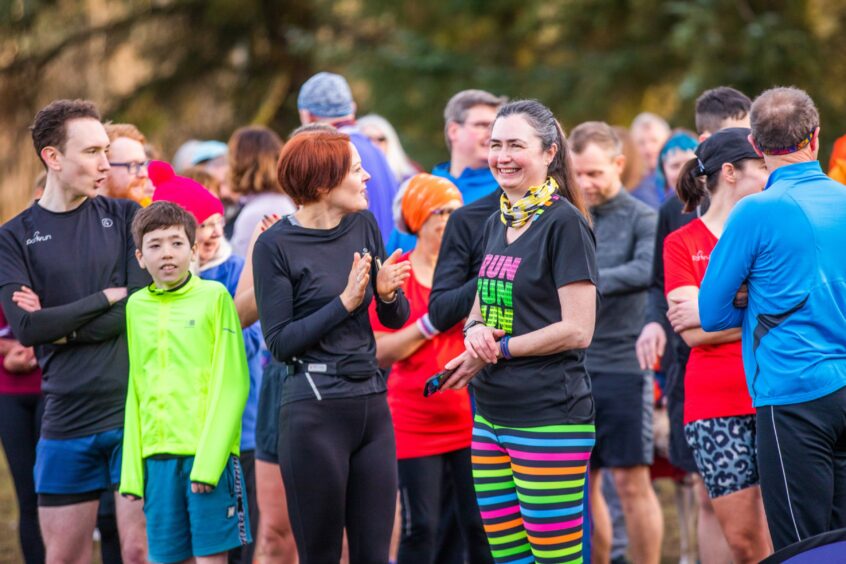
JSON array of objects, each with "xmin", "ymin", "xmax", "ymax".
[{"xmin": 297, "ymin": 72, "xmax": 355, "ymax": 118}]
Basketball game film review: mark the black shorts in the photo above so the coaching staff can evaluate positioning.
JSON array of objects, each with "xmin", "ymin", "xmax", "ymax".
[
  {"xmin": 664, "ymin": 361, "xmax": 698, "ymax": 473},
  {"xmin": 590, "ymin": 371, "xmax": 654, "ymax": 469},
  {"xmin": 254, "ymin": 362, "xmax": 286, "ymax": 464}
]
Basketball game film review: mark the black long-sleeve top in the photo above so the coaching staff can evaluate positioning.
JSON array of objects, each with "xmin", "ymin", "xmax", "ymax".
[
  {"xmin": 428, "ymin": 189, "xmax": 500, "ymax": 332},
  {"xmin": 253, "ymin": 211, "xmax": 409, "ymax": 404},
  {"xmin": 0, "ymin": 197, "xmax": 149, "ymax": 438}
]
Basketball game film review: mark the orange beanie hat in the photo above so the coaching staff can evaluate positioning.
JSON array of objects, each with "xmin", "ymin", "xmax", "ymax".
[
  {"xmin": 829, "ymin": 135, "xmax": 846, "ymax": 185},
  {"xmin": 395, "ymin": 173, "xmax": 462, "ymax": 234}
]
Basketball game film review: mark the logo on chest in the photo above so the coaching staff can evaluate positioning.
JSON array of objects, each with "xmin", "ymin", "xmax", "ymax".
[
  {"xmin": 478, "ymin": 254, "xmax": 522, "ymax": 334},
  {"xmin": 26, "ymin": 231, "xmax": 52, "ymax": 245},
  {"xmin": 102, "ymin": 218, "xmax": 114, "ymax": 228},
  {"xmin": 691, "ymin": 250, "xmax": 709, "ymax": 262}
]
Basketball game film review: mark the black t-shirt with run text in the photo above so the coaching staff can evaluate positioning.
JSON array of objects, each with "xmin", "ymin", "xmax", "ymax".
[
  {"xmin": 471, "ymin": 195, "xmax": 598, "ymax": 427},
  {"xmin": 0, "ymin": 197, "xmax": 149, "ymax": 439}
]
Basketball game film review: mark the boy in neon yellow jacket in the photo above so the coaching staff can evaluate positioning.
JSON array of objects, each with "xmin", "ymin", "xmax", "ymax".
[{"xmin": 120, "ymin": 201, "xmax": 250, "ymax": 563}]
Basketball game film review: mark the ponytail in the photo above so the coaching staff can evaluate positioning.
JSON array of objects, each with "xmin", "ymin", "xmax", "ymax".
[
  {"xmin": 676, "ymin": 158, "xmax": 709, "ymax": 213},
  {"xmin": 551, "ymin": 121, "xmax": 591, "ymax": 226}
]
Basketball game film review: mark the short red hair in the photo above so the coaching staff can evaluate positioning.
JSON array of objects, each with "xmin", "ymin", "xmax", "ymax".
[{"xmin": 277, "ymin": 131, "xmax": 351, "ymax": 205}]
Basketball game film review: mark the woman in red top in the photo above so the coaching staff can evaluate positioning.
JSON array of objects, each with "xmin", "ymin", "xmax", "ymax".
[
  {"xmin": 371, "ymin": 173, "xmax": 491, "ymax": 564},
  {"xmin": 663, "ymin": 128, "xmax": 772, "ymax": 562}
]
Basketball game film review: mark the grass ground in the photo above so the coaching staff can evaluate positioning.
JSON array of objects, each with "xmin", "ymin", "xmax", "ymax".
[{"xmin": 0, "ymin": 449, "xmax": 686, "ymax": 563}]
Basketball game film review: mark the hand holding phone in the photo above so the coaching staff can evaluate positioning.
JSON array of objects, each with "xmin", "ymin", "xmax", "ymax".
[{"xmin": 423, "ymin": 368, "xmax": 456, "ymax": 397}]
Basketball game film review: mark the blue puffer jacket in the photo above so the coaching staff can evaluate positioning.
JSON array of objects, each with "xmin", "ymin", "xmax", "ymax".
[{"xmin": 200, "ymin": 243, "xmax": 263, "ymax": 451}]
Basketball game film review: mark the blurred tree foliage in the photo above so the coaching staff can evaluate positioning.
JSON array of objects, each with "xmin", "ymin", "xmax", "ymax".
[{"xmin": 1, "ymin": 0, "xmax": 845, "ymax": 218}]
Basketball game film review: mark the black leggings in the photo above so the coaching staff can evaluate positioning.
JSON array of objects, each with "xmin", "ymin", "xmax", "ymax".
[
  {"xmin": 278, "ymin": 394, "xmax": 397, "ymax": 564},
  {"xmin": 0, "ymin": 393, "xmax": 45, "ymax": 564},
  {"xmin": 397, "ymin": 448, "xmax": 492, "ymax": 564}
]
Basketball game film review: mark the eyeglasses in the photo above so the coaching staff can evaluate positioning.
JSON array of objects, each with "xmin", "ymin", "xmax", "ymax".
[
  {"xmin": 109, "ymin": 160, "xmax": 150, "ymax": 176},
  {"xmin": 431, "ymin": 208, "xmax": 458, "ymax": 217}
]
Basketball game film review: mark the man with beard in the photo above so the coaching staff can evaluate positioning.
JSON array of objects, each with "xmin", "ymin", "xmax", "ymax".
[{"xmin": 100, "ymin": 123, "xmax": 153, "ymax": 206}]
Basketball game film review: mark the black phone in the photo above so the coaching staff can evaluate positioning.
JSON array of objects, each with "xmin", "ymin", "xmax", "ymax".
[{"xmin": 423, "ymin": 367, "xmax": 456, "ymax": 397}]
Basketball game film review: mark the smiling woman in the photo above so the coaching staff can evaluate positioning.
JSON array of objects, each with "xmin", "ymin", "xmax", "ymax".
[{"xmin": 441, "ymin": 99, "xmax": 598, "ymax": 564}]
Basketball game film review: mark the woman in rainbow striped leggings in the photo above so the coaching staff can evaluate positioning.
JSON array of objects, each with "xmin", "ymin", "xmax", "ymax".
[{"xmin": 442, "ymin": 99, "xmax": 598, "ymax": 564}]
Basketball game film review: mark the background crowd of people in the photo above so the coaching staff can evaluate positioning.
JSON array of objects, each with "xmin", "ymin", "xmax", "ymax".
[{"xmin": 2, "ymin": 72, "xmax": 846, "ymax": 564}]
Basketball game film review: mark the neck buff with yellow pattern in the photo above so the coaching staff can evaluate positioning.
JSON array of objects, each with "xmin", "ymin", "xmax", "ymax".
[{"xmin": 499, "ymin": 177, "xmax": 558, "ymax": 228}]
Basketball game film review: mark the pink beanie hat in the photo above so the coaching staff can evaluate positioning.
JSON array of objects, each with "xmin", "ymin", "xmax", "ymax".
[{"xmin": 150, "ymin": 160, "xmax": 224, "ymax": 224}]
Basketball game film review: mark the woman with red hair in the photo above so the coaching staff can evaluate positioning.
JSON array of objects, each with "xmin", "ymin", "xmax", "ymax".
[{"xmin": 252, "ymin": 130, "xmax": 411, "ymax": 563}]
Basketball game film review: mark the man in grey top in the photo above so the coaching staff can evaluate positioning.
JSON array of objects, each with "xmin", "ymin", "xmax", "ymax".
[{"xmin": 571, "ymin": 122, "xmax": 661, "ymax": 564}]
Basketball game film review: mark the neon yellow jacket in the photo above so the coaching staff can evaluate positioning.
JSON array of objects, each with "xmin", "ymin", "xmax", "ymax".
[{"xmin": 120, "ymin": 275, "xmax": 248, "ymax": 498}]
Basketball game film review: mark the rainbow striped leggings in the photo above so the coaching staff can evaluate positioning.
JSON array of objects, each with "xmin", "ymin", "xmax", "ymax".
[{"xmin": 471, "ymin": 414, "xmax": 595, "ymax": 564}]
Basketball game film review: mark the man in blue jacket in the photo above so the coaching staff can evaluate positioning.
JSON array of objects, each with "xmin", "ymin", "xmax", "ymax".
[{"xmin": 699, "ymin": 86, "xmax": 846, "ymax": 550}]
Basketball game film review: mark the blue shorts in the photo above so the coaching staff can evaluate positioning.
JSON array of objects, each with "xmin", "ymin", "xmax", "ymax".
[
  {"xmin": 144, "ymin": 455, "xmax": 251, "ymax": 563},
  {"xmin": 34, "ymin": 428, "xmax": 123, "ymax": 496}
]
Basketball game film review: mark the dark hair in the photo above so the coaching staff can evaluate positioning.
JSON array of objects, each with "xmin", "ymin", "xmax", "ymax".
[
  {"xmin": 276, "ymin": 130, "xmax": 352, "ymax": 205},
  {"xmin": 695, "ymin": 87, "xmax": 752, "ymax": 135},
  {"xmin": 494, "ymin": 100, "xmax": 590, "ymax": 224},
  {"xmin": 131, "ymin": 201, "xmax": 197, "ymax": 249},
  {"xmin": 31, "ymin": 99, "xmax": 101, "ymax": 165},
  {"xmin": 676, "ymin": 157, "xmax": 757, "ymax": 213},
  {"xmin": 228, "ymin": 126, "xmax": 284, "ymax": 196},
  {"xmin": 750, "ymin": 87, "xmax": 819, "ymax": 153}
]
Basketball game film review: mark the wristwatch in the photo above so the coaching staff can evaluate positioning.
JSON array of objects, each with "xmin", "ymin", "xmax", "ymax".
[{"xmin": 462, "ymin": 319, "xmax": 485, "ymax": 337}]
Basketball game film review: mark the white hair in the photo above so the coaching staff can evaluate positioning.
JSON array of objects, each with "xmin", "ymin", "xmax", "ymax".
[{"xmin": 358, "ymin": 114, "xmax": 418, "ymax": 183}]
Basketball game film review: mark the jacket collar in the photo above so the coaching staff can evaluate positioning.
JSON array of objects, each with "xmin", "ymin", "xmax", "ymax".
[
  {"xmin": 591, "ymin": 186, "xmax": 629, "ymax": 215},
  {"xmin": 147, "ymin": 272, "xmax": 195, "ymax": 296},
  {"xmin": 764, "ymin": 160, "xmax": 825, "ymax": 191}
]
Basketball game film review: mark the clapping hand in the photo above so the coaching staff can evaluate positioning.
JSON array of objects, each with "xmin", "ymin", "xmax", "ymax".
[
  {"xmin": 376, "ymin": 249, "xmax": 411, "ymax": 302},
  {"xmin": 340, "ymin": 252, "xmax": 372, "ymax": 312}
]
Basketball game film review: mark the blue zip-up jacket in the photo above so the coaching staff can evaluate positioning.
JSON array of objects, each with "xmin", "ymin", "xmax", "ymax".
[
  {"xmin": 699, "ymin": 161, "xmax": 846, "ymax": 407},
  {"xmin": 201, "ymin": 253, "xmax": 263, "ymax": 451},
  {"xmin": 386, "ymin": 162, "xmax": 499, "ymax": 254}
]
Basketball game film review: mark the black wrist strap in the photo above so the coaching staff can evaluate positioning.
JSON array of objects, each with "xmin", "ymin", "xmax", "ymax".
[{"xmin": 462, "ymin": 319, "xmax": 484, "ymax": 337}]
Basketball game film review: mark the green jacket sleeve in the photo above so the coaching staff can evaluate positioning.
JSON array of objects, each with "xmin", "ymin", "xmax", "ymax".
[
  {"xmin": 190, "ymin": 288, "xmax": 249, "ymax": 486},
  {"xmin": 119, "ymin": 300, "xmax": 145, "ymax": 498}
]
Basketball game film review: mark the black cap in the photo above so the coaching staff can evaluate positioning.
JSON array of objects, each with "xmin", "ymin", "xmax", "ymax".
[{"xmin": 694, "ymin": 127, "xmax": 760, "ymax": 177}]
